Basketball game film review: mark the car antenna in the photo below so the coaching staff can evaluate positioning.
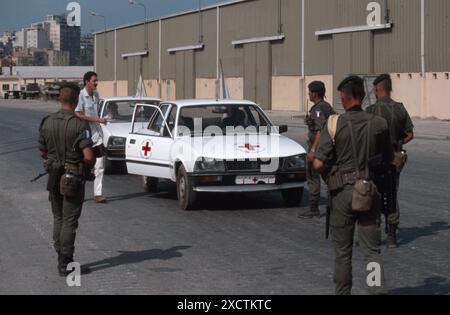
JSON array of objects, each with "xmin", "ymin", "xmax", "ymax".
[{"xmin": 219, "ymin": 59, "xmax": 230, "ymax": 100}]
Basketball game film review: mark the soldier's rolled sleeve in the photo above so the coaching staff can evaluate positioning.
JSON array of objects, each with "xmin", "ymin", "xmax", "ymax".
[
  {"xmin": 38, "ymin": 122, "xmax": 47, "ymax": 151},
  {"xmin": 315, "ymin": 124, "xmax": 334, "ymax": 163},
  {"xmin": 401, "ymin": 104, "xmax": 414, "ymax": 133},
  {"xmin": 78, "ymin": 121, "xmax": 93, "ymax": 150},
  {"xmin": 313, "ymin": 111, "xmax": 327, "ymax": 132},
  {"xmin": 38, "ymin": 133, "xmax": 47, "ymax": 152}
]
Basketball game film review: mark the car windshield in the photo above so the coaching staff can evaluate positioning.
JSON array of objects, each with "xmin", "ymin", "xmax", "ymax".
[
  {"xmin": 103, "ymin": 100, "xmax": 159, "ymax": 123},
  {"xmin": 178, "ymin": 104, "xmax": 271, "ymax": 136}
]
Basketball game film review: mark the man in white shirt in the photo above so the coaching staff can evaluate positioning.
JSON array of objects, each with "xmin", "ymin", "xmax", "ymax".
[{"xmin": 75, "ymin": 71, "xmax": 108, "ymax": 203}]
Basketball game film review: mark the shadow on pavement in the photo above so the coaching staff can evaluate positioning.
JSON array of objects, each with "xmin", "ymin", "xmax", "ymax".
[
  {"xmin": 83, "ymin": 246, "xmax": 192, "ymax": 273},
  {"xmin": 399, "ymin": 221, "xmax": 450, "ymax": 246},
  {"xmin": 84, "ymin": 192, "xmax": 152, "ymax": 203},
  {"xmin": 390, "ymin": 277, "xmax": 450, "ymax": 295}
]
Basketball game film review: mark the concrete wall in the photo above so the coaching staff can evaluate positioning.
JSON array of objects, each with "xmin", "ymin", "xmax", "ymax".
[
  {"xmin": 391, "ymin": 72, "xmax": 450, "ymax": 120},
  {"xmin": 196, "ymin": 78, "xmax": 217, "ymax": 99}
]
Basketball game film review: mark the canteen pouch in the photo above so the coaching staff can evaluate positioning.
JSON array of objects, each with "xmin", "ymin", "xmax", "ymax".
[
  {"xmin": 60, "ymin": 163, "xmax": 82, "ymax": 197},
  {"xmin": 326, "ymin": 166, "xmax": 344, "ymax": 192},
  {"xmin": 392, "ymin": 150, "xmax": 408, "ymax": 173},
  {"xmin": 351, "ymin": 179, "xmax": 380, "ymax": 212}
]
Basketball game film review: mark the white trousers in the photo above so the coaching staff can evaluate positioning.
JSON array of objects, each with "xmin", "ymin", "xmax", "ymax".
[{"xmin": 94, "ymin": 157, "xmax": 104, "ymax": 197}]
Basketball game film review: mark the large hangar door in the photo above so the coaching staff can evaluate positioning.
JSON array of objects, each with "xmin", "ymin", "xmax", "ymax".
[
  {"xmin": 244, "ymin": 42, "xmax": 272, "ymax": 110},
  {"xmin": 175, "ymin": 50, "xmax": 196, "ymax": 100},
  {"xmin": 332, "ymin": 31, "xmax": 374, "ymax": 110}
]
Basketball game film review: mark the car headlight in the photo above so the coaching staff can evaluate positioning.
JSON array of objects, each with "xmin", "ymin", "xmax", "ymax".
[
  {"xmin": 283, "ymin": 154, "xmax": 306, "ymax": 171},
  {"xmin": 194, "ymin": 157, "xmax": 226, "ymax": 173},
  {"xmin": 108, "ymin": 136, "xmax": 126, "ymax": 147}
]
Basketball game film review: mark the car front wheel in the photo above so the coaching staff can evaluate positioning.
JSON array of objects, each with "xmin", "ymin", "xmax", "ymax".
[
  {"xmin": 176, "ymin": 165, "xmax": 197, "ymax": 211},
  {"xmin": 281, "ymin": 187, "xmax": 304, "ymax": 207}
]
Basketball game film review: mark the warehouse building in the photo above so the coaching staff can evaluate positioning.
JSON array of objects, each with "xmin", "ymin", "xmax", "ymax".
[
  {"xmin": 0, "ymin": 66, "xmax": 93, "ymax": 97},
  {"xmin": 94, "ymin": 0, "xmax": 450, "ymax": 119}
]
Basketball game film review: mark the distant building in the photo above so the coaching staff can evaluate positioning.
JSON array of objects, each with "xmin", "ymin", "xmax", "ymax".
[
  {"xmin": 0, "ymin": 32, "xmax": 14, "ymax": 46},
  {"xmin": 47, "ymin": 49, "xmax": 70, "ymax": 66},
  {"xmin": 11, "ymin": 15, "xmax": 81, "ymax": 65},
  {"xmin": 44, "ymin": 15, "xmax": 80, "ymax": 65},
  {"xmin": 0, "ymin": 66, "xmax": 93, "ymax": 98},
  {"xmin": 80, "ymin": 33, "xmax": 94, "ymax": 66},
  {"xmin": 26, "ymin": 25, "xmax": 51, "ymax": 49},
  {"xmin": 13, "ymin": 30, "xmax": 27, "ymax": 49}
]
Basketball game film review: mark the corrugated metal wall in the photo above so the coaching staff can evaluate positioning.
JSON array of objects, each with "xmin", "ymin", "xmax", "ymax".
[
  {"xmin": 374, "ymin": 0, "xmax": 421, "ymax": 73},
  {"xmin": 426, "ymin": 0, "xmax": 450, "ymax": 72},
  {"xmin": 95, "ymin": 30, "xmax": 115, "ymax": 80},
  {"xmin": 95, "ymin": 0, "xmax": 449, "ymax": 92}
]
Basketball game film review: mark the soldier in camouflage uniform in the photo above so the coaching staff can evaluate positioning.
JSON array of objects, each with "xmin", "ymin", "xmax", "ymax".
[
  {"xmin": 366, "ymin": 74, "xmax": 414, "ymax": 248},
  {"xmin": 38, "ymin": 83, "xmax": 95, "ymax": 276},
  {"xmin": 299, "ymin": 81, "xmax": 336, "ymax": 218}
]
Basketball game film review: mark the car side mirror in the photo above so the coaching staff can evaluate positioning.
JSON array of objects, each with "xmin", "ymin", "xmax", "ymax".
[{"xmin": 278, "ymin": 125, "xmax": 288, "ymax": 134}]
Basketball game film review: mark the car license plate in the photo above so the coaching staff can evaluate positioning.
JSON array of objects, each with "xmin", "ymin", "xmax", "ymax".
[{"xmin": 235, "ymin": 175, "xmax": 276, "ymax": 185}]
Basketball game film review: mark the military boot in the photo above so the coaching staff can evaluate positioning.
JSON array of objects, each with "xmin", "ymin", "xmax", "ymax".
[
  {"xmin": 387, "ymin": 225, "xmax": 399, "ymax": 248},
  {"xmin": 58, "ymin": 254, "xmax": 74, "ymax": 277},
  {"xmin": 57, "ymin": 251, "xmax": 63, "ymax": 271},
  {"xmin": 298, "ymin": 205, "xmax": 321, "ymax": 219}
]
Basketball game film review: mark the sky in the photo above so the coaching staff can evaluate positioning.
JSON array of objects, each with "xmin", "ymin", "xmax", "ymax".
[{"xmin": 0, "ymin": 0, "xmax": 230, "ymax": 34}]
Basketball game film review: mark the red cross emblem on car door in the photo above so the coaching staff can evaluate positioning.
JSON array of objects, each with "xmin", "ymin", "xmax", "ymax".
[{"xmin": 140, "ymin": 140, "xmax": 153, "ymax": 159}]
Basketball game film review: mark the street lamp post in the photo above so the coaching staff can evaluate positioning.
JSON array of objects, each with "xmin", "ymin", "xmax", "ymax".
[
  {"xmin": 91, "ymin": 12, "xmax": 108, "ymax": 57},
  {"xmin": 129, "ymin": 0, "xmax": 149, "ymax": 52}
]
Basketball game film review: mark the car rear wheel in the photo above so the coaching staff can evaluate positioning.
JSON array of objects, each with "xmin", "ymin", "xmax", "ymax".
[
  {"xmin": 177, "ymin": 165, "xmax": 197, "ymax": 211},
  {"xmin": 143, "ymin": 176, "xmax": 158, "ymax": 193},
  {"xmin": 282, "ymin": 187, "xmax": 304, "ymax": 207}
]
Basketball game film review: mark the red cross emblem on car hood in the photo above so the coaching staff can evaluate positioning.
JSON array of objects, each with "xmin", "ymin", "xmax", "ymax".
[{"xmin": 239, "ymin": 143, "xmax": 260, "ymax": 151}]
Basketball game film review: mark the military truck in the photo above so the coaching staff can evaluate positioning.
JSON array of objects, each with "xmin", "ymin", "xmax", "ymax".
[{"xmin": 21, "ymin": 83, "xmax": 41, "ymax": 99}]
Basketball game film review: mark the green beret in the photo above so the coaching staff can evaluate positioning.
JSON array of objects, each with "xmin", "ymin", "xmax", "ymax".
[
  {"xmin": 308, "ymin": 81, "xmax": 326, "ymax": 93},
  {"xmin": 373, "ymin": 73, "xmax": 391, "ymax": 86},
  {"xmin": 337, "ymin": 75, "xmax": 364, "ymax": 91}
]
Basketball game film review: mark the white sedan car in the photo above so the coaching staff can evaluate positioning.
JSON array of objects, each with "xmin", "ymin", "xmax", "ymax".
[
  {"xmin": 98, "ymin": 97, "xmax": 160, "ymax": 173},
  {"xmin": 126, "ymin": 99, "xmax": 307, "ymax": 210}
]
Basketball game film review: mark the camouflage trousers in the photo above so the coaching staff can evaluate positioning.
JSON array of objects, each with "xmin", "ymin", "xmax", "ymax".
[{"xmin": 330, "ymin": 186, "xmax": 386, "ymax": 295}]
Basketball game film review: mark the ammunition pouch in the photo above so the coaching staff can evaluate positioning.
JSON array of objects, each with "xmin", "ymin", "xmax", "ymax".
[
  {"xmin": 46, "ymin": 162, "xmax": 64, "ymax": 192},
  {"xmin": 392, "ymin": 150, "xmax": 408, "ymax": 173},
  {"xmin": 59, "ymin": 163, "xmax": 83, "ymax": 197},
  {"xmin": 326, "ymin": 166, "xmax": 343, "ymax": 192},
  {"xmin": 327, "ymin": 167, "xmax": 362, "ymax": 192}
]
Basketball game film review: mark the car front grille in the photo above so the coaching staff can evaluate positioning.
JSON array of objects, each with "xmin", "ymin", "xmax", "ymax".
[{"xmin": 225, "ymin": 159, "xmax": 282, "ymax": 172}]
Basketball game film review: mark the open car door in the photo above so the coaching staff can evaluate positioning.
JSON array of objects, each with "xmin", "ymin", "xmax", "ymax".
[{"xmin": 126, "ymin": 103, "xmax": 174, "ymax": 180}]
